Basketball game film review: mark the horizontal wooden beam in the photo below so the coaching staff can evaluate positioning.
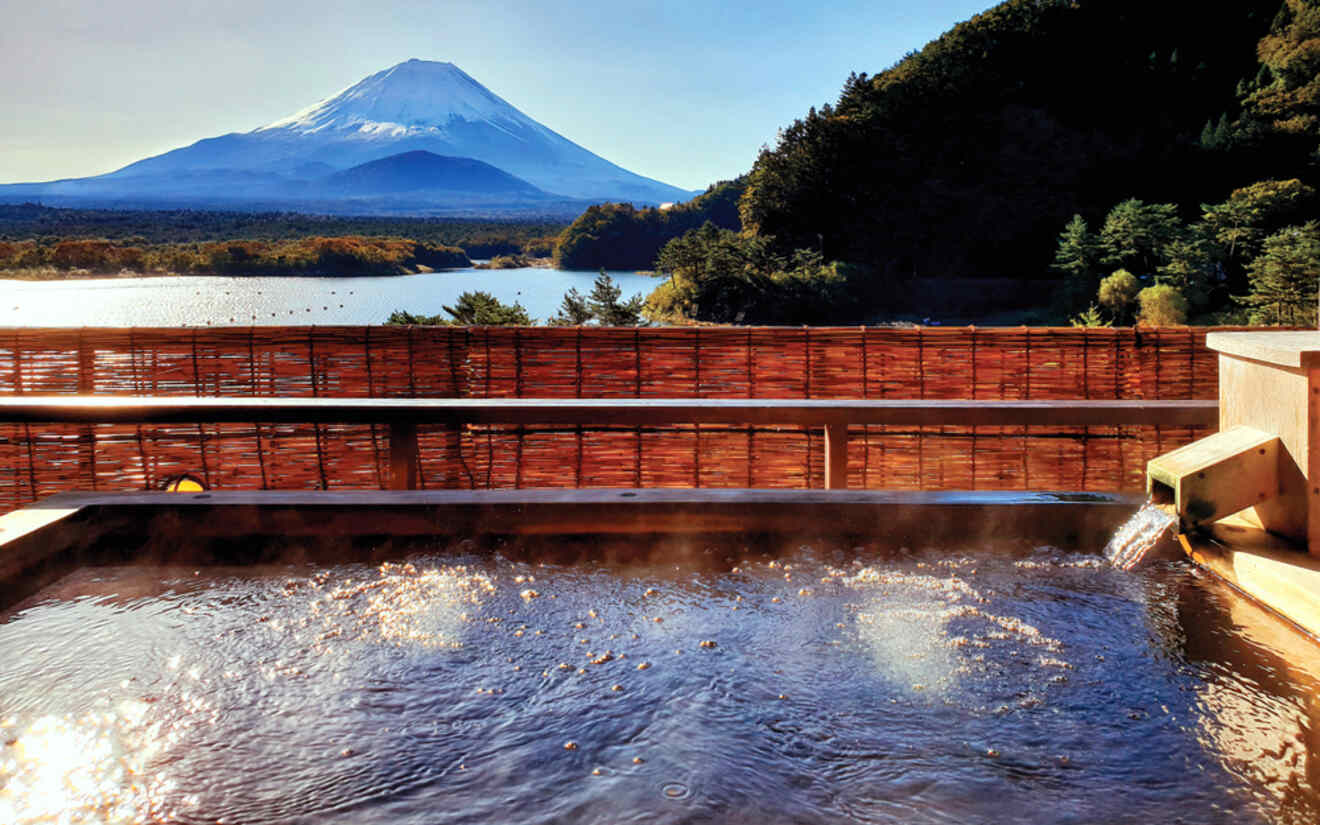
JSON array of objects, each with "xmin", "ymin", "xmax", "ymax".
[{"xmin": 0, "ymin": 396, "xmax": 1219, "ymax": 427}]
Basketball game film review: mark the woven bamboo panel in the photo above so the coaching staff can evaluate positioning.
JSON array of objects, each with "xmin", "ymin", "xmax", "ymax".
[{"xmin": 0, "ymin": 325, "xmax": 1256, "ymax": 513}]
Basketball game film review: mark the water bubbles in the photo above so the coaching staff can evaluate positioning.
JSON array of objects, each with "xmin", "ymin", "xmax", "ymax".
[
  {"xmin": 660, "ymin": 781, "xmax": 690, "ymax": 800},
  {"xmin": 5, "ymin": 540, "xmax": 1262, "ymax": 822}
]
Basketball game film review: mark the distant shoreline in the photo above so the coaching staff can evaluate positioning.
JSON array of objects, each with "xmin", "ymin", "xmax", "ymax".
[{"xmin": 0, "ymin": 266, "xmax": 476, "ymax": 282}]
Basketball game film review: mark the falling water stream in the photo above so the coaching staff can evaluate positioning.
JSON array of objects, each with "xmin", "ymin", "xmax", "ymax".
[{"xmin": 1105, "ymin": 500, "xmax": 1180, "ymax": 570}]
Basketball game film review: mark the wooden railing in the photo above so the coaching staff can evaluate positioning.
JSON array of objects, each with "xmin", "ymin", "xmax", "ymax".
[{"xmin": 0, "ymin": 396, "xmax": 1219, "ymax": 491}]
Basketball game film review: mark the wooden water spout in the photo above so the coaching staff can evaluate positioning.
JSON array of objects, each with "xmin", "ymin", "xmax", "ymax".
[
  {"xmin": 1147, "ymin": 425, "xmax": 1280, "ymax": 530},
  {"xmin": 1203, "ymin": 331, "xmax": 1320, "ymax": 555},
  {"xmin": 1148, "ymin": 332, "xmax": 1320, "ymax": 644}
]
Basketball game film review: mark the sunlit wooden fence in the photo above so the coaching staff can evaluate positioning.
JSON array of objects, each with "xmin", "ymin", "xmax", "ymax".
[{"xmin": 0, "ymin": 326, "xmax": 1242, "ymax": 513}]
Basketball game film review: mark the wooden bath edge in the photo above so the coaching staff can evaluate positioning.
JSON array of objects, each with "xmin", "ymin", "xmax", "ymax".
[
  {"xmin": 0, "ymin": 488, "xmax": 1144, "ymax": 612},
  {"xmin": 1181, "ymin": 525, "xmax": 1320, "ymax": 644}
]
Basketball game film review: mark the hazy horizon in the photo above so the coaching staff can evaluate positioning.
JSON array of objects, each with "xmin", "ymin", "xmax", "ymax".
[{"xmin": 2, "ymin": 0, "xmax": 992, "ymax": 191}]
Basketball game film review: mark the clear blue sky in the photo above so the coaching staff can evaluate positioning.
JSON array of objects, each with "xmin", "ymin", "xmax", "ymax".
[{"xmin": 1, "ymin": 0, "xmax": 994, "ymax": 191}]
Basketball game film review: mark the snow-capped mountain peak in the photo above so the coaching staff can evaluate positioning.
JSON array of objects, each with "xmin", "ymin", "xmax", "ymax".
[
  {"xmin": 257, "ymin": 59, "xmax": 534, "ymax": 136},
  {"xmin": 6, "ymin": 59, "xmax": 694, "ymax": 208}
]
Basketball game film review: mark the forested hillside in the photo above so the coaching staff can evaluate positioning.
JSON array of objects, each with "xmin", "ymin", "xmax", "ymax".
[
  {"xmin": 741, "ymin": 0, "xmax": 1280, "ymax": 279},
  {"xmin": 553, "ymin": 178, "xmax": 744, "ymax": 270},
  {"xmin": 561, "ymin": 0, "xmax": 1320, "ymax": 325},
  {"xmin": 0, "ymin": 204, "xmax": 563, "ymax": 256},
  {"xmin": 0, "ymin": 236, "xmax": 469, "ymax": 277}
]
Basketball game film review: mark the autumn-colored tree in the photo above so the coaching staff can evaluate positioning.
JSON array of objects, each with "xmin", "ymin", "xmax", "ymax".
[
  {"xmin": 1098, "ymin": 269, "xmax": 1142, "ymax": 324},
  {"xmin": 1137, "ymin": 284, "xmax": 1189, "ymax": 325},
  {"xmin": 1235, "ymin": 1, "xmax": 1320, "ymax": 160}
]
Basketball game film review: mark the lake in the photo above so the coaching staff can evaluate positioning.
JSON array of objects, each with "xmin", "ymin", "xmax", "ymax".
[{"xmin": 0, "ymin": 267, "xmax": 660, "ymax": 327}]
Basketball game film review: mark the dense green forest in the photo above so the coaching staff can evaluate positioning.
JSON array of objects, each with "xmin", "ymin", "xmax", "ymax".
[
  {"xmin": 553, "ymin": 178, "xmax": 744, "ymax": 270},
  {"xmin": 552, "ymin": 0, "xmax": 1320, "ymax": 326},
  {"xmin": 740, "ymin": 0, "xmax": 1282, "ymax": 275},
  {"xmin": 1046, "ymin": 0, "xmax": 1320, "ymax": 325}
]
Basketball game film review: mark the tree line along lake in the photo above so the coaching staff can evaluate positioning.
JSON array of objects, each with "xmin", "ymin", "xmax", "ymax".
[{"xmin": 0, "ymin": 267, "xmax": 656, "ymax": 327}]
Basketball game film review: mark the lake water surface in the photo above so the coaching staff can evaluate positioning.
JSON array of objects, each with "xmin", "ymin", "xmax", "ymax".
[{"xmin": 0, "ymin": 267, "xmax": 658, "ymax": 327}]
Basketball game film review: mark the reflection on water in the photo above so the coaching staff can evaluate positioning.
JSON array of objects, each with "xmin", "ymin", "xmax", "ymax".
[
  {"xmin": 0, "ymin": 267, "xmax": 657, "ymax": 327},
  {"xmin": 1174, "ymin": 570, "xmax": 1320, "ymax": 824},
  {"xmin": 1, "ymin": 542, "xmax": 1318, "ymax": 823},
  {"xmin": 0, "ymin": 703, "xmax": 161, "ymax": 824}
]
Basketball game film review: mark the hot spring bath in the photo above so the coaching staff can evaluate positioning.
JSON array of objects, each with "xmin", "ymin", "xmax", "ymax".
[{"xmin": 1, "ymin": 490, "xmax": 1317, "ymax": 823}]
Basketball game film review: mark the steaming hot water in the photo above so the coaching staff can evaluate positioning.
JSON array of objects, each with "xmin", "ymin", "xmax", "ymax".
[{"xmin": 2, "ymin": 534, "xmax": 1317, "ymax": 824}]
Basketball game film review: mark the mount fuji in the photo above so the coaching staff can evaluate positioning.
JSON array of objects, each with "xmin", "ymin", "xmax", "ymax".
[{"xmin": 1, "ymin": 60, "xmax": 695, "ymax": 214}]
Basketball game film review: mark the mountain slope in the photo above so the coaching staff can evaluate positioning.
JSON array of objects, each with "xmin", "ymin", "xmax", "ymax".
[
  {"xmin": 320, "ymin": 151, "xmax": 546, "ymax": 197},
  {"xmin": 1, "ymin": 60, "xmax": 691, "ymax": 212},
  {"xmin": 738, "ymin": 0, "xmax": 1281, "ymax": 280},
  {"xmin": 103, "ymin": 60, "xmax": 689, "ymax": 203}
]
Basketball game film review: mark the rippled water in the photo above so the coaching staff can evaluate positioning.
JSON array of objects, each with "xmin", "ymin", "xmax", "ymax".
[
  {"xmin": 0, "ymin": 267, "xmax": 656, "ymax": 327},
  {"xmin": 2, "ymin": 542, "xmax": 1318, "ymax": 824}
]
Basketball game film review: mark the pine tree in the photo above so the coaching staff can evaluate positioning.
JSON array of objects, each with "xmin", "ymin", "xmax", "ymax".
[
  {"xmin": 586, "ymin": 270, "xmax": 646, "ymax": 326},
  {"xmin": 1157, "ymin": 230, "xmax": 1218, "ymax": 312},
  {"xmin": 1069, "ymin": 303, "xmax": 1111, "ymax": 328},
  {"xmin": 1242, "ymin": 221, "xmax": 1320, "ymax": 325},
  {"xmin": 547, "ymin": 288, "xmax": 592, "ymax": 326},
  {"xmin": 1201, "ymin": 178, "xmax": 1318, "ymax": 296},
  {"xmin": 1099, "ymin": 199, "xmax": 1183, "ymax": 275},
  {"xmin": 441, "ymin": 291, "xmax": 532, "ymax": 326},
  {"xmin": 1214, "ymin": 113, "xmax": 1232, "ymax": 146},
  {"xmin": 1050, "ymin": 214, "xmax": 1101, "ymax": 313}
]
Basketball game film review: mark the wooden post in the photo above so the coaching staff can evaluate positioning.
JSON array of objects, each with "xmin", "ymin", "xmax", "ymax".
[
  {"xmin": 389, "ymin": 421, "xmax": 419, "ymax": 490},
  {"xmin": 825, "ymin": 423, "xmax": 848, "ymax": 489},
  {"xmin": 77, "ymin": 333, "xmax": 97, "ymax": 490}
]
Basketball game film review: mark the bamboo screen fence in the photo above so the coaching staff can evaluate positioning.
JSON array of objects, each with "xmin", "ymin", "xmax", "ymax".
[{"xmin": 0, "ymin": 325, "xmax": 1240, "ymax": 513}]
